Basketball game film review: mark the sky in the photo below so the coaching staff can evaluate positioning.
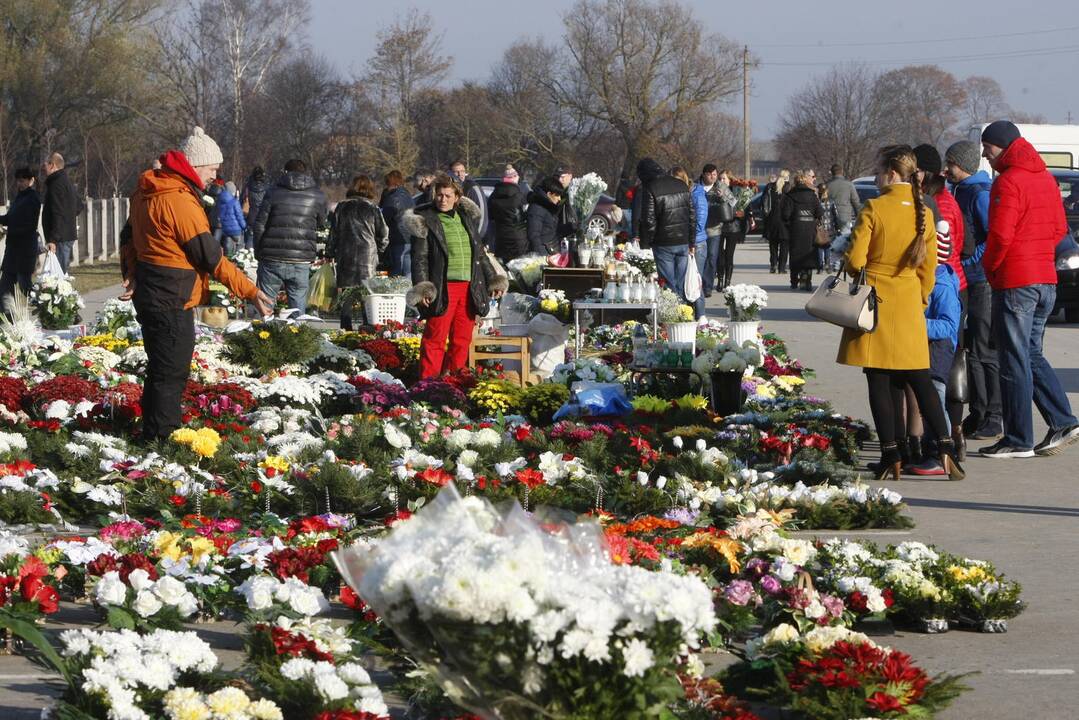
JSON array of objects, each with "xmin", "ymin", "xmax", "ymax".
[{"xmin": 309, "ymin": 0, "xmax": 1078, "ymax": 142}]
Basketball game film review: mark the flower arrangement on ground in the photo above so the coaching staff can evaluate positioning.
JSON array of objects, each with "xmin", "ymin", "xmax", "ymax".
[
  {"xmin": 225, "ymin": 320, "xmax": 322, "ymax": 374},
  {"xmin": 29, "ymin": 273, "xmax": 84, "ymax": 330},
  {"xmin": 334, "ymin": 486, "xmax": 717, "ymax": 720}
]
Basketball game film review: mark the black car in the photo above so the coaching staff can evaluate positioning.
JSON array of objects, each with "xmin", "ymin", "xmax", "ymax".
[{"xmin": 1051, "ymin": 169, "xmax": 1079, "ymax": 321}]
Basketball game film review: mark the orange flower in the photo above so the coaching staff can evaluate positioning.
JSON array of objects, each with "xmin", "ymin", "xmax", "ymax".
[{"xmin": 683, "ymin": 532, "xmax": 744, "ymax": 574}]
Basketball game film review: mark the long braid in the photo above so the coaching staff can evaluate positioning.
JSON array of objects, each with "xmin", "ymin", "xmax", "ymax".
[{"xmin": 906, "ymin": 168, "xmax": 927, "ymax": 268}]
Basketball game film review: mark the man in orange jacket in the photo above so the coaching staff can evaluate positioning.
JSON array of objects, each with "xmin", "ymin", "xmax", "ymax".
[{"xmin": 122, "ymin": 127, "xmax": 273, "ymax": 441}]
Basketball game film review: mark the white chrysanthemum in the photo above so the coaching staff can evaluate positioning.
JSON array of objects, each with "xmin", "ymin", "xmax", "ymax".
[{"xmin": 621, "ymin": 638, "xmax": 654, "ymax": 677}]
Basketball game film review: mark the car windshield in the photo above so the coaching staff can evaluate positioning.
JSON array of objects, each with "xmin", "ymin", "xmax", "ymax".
[{"xmin": 1054, "ymin": 172, "xmax": 1079, "ymax": 230}]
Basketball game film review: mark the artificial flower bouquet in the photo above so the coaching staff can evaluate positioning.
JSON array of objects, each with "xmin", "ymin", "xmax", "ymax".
[
  {"xmin": 29, "ymin": 273, "xmax": 84, "ymax": 330},
  {"xmin": 333, "ymin": 486, "xmax": 717, "ymax": 720},
  {"xmin": 224, "ymin": 319, "xmax": 322, "ymax": 374},
  {"xmin": 567, "ymin": 172, "xmax": 608, "ymax": 230},
  {"xmin": 655, "ymin": 288, "xmax": 695, "ymax": 324},
  {"xmin": 724, "ymin": 625, "xmax": 968, "ymax": 720},
  {"xmin": 724, "ymin": 284, "xmax": 767, "ymax": 322}
]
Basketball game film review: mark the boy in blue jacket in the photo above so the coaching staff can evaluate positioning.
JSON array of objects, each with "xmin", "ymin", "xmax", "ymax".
[{"xmin": 910, "ymin": 222, "xmax": 962, "ymax": 477}]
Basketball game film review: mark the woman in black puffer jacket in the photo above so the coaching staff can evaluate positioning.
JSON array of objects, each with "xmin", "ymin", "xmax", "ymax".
[
  {"xmin": 781, "ymin": 169, "xmax": 823, "ymax": 291},
  {"xmin": 329, "ymin": 175, "xmax": 388, "ymax": 329},
  {"xmin": 527, "ymin": 178, "xmax": 564, "ymax": 255},
  {"xmin": 488, "ymin": 165, "xmax": 529, "ymax": 263}
]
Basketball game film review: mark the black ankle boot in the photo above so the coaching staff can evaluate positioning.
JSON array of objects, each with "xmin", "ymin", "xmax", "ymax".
[
  {"xmin": 873, "ymin": 443, "xmax": 902, "ymax": 482},
  {"xmin": 906, "ymin": 435, "xmax": 923, "ymax": 467},
  {"xmin": 937, "ymin": 438, "xmax": 965, "ymax": 480}
]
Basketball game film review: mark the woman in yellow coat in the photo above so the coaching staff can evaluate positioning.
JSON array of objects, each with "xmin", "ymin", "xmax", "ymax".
[{"xmin": 837, "ymin": 145, "xmax": 964, "ymax": 481}]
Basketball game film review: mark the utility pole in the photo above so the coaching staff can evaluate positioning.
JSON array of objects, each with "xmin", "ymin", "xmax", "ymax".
[{"xmin": 743, "ymin": 45, "xmax": 751, "ymax": 180}]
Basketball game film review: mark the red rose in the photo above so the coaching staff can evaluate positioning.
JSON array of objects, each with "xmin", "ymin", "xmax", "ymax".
[{"xmin": 250, "ymin": 480, "xmax": 264, "ymax": 494}]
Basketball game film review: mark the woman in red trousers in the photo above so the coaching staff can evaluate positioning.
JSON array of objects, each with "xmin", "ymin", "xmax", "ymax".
[{"xmin": 405, "ymin": 176, "xmax": 507, "ymax": 378}]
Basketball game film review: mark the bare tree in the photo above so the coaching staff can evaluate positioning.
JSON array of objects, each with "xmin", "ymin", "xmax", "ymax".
[
  {"xmin": 212, "ymin": 0, "xmax": 310, "ymax": 173},
  {"xmin": 874, "ymin": 65, "xmax": 967, "ymax": 147},
  {"xmin": 775, "ymin": 64, "xmax": 890, "ymax": 178},
  {"xmin": 1009, "ymin": 110, "xmax": 1048, "ymax": 124},
  {"xmin": 553, "ymin": 0, "xmax": 742, "ymax": 178},
  {"xmin": 963, "ymin": 76, "xmax": 1008, "ymax": 127},
  {"xmin": 370, "ymin": 9, "xmax": 452, "ymax": 117}
]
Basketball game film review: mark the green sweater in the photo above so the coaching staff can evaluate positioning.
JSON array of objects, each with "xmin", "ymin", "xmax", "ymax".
[{"xmin": 439, "ymin": 210, "xmax": 472, "ymax": 281}]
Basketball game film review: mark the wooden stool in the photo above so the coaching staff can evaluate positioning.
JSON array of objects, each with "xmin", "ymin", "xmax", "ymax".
[{"xmin": 469, "ymin": 335, "xmax": 531, "ymax": 387}]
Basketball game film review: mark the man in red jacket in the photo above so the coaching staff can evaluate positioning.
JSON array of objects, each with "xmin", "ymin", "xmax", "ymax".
[{"xmin": 977, "ymin": 121, "xmax": 1078, "ymax": 459}]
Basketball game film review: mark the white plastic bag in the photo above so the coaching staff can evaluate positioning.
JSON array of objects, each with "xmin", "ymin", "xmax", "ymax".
[
  {"xmin": 41, "ymin": 251, "xmax": 64, "ymax": 279},
  {"xmin": 528, "ymin": 312, "xmax": 570, "ymax": 379},
  {"xmin": 684, "ymin": 254, "xmax": 702, "ymax": 302}
]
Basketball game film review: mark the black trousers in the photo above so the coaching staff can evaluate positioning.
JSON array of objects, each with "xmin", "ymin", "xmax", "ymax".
[
  {"xmin": 768, "ymin": 236, "xmax": 788, "ymax": 272},
  {"xmin": 965, "ymin": 280, "xmax": 1002, "ymax": 424},
  {"xmin": 944, "ymin": 288, "xmax": 969, "ymax": 429},
  {"xmin": 138, "ymin": 308, "xmax": 195, "ymax": 441},
  {"xmin": 716, "ymin": 232, "xmax": 740, "ymax": 288},
  {"xmin": 865, "ymin": 368, "xmax": 949, "ymax": 447}
]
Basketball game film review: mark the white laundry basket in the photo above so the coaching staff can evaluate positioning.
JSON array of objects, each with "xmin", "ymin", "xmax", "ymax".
[{"xmin": 363, "ymin": 294, "xmax": 407, "ymax": 325}]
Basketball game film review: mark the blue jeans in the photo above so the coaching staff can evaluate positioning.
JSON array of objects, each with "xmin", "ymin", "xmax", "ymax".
[
  {"xmin": 992, "ymin": 284, "xmax": 1076, "ymax": 448},
  {"xmin": 653, "ymin": 244, "xmax": 689, "ymax": 307},
  {"xmin": 257, "ymin": 260, "xmax": 311, "ymax": 314},
  {"xmin": 222, "ymin": 235, "xmax": 242, "ymax": 257},
  {"xmin": 703, "ymin": 234, "xmax": 721, "ymax": 295},
  {"xmin": 55, "ymin": 241, "xmax": 73, "ymax": 274},
  {"xmin": 932, "ymin": 379, "xmax": 951, "ymax": 435},
  {"xmin": 389, "ymin": 242, "xmax": 411, "ymax": 278}
]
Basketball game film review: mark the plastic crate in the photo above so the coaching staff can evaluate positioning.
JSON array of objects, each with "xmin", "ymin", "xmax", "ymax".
[{"xmin": 363, "ymin": 294, "xmax": 406, "ymax": 325}]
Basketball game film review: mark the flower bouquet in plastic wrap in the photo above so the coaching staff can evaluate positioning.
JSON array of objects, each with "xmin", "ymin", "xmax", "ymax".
[{"xmin": 332, "ymin": 485, "xmax": 717, "ymax": 719}]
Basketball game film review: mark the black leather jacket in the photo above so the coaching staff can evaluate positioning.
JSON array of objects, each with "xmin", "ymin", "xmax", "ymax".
[
  {"xmin": 639, "ymin": 175, "xmax": 695, "ymax": 247},
  {"xmin": 407, "ymin": 198, "xmax": 506, "ymax": 318},
  {"xmin": 252, "ymin": 172, "xmax": 328, "ymax": 263},
  {"xmin": 330, "ymin": 195, "xmax": 389, "ymax": 287}
]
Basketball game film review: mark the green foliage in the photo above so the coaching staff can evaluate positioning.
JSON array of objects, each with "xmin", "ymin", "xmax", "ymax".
[
  {"xmin": 519, "ymin": 383, "xmax": 570, "ymax": 425},
  {"xmin": 224, "ymin": 320, "xmax": 321, "ymax": 374}
]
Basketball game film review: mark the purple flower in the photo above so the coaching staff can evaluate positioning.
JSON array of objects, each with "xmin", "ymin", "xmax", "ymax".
[
  {"xmin": 743, "ymin": 557, "xmax": 769, "ymax": 578},
  {"xmin": 664, "ymin": 508, "xmax": 700, "ymax": 525},
  {"xmin": 724, "ymin": 580, "xmax": 756, "ymax": 606},
  {"xmin": 760, "ymin": 575, "xmax": 782, "ymax": 596}
]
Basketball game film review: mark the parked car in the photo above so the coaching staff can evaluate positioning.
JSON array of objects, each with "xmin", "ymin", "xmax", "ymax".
[
  {"xmin": 852, "ymin": 177, "xmax": 881, "ymax": 204},
  {"xmin": 1051, "ymin": 169, "xmax": 1079, "ymax": 321}
]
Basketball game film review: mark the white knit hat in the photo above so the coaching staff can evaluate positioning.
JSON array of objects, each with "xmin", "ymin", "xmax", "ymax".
[{"xmin": 179, "ymin": 126, "xmax": 223, "ymax": 167}]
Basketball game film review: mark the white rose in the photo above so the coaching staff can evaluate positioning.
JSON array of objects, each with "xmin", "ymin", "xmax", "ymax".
[
  {"xmin": 127, "ymin": 568, "xmax": 153, "ymax": 592},
  {"xmin": 132, "ymin": 590, "xmax": 163, "ymax": 618},
  {"xmin": 288, "ymin": 586, "xmax": 328, "ymax": 617},
  {"xmin": 765, "ymin": 623, "xmax": 800, "ymax": 645},
  {"xmin": 94, "ymin": 571, "xmax": 128, "ymax": 606},
  {"xmin": 152, "ymin": 576, "xmax": 189, "ymax": 606}
]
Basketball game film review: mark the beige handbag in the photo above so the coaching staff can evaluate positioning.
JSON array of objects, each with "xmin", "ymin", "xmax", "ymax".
[{"xmin": 804, "ymin": 268, "xmax": 878, "ymax": 332}]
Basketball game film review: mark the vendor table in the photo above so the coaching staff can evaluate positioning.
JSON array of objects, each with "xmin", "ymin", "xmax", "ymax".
[{"xmin": 573, "ymin": 300, "xmax": 658, "ymax": 356}]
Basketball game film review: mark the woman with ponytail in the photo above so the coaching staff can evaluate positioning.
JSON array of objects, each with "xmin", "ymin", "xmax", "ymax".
[{"xmin": 836, "ymin": 145, "xmax": 964, "ymax": 481}]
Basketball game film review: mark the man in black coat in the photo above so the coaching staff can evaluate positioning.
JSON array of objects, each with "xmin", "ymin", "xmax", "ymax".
[
  {"xmin": 252, "ymin": 158, "xmax": 328, "ymax": 314},
  {"xmin": 0, "ymin": 167, "xmax": 42, "ymax": 317},
  {"xmin": 380, "ymin": 169, "xmax": 415, "ymax": 277},
  {"xmin": 41, "ymin": 152, "xmax": 78, "ymax": 274},
  {"xmin": 637, "ymin": 158, "xmax": 696, "ymax": 303},
  {"xmin": 240, "ymin": 166, "xmax": 269, "ymax": 250}
]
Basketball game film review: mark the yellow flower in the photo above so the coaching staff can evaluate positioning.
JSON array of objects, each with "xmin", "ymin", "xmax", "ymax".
[
  {"xmin": 187, "ymin": 536, "xmax": 217, "ymax": 564},
  {"xmin": 289, "ymin": 326, "xmax": 299, "ymax": 333},
  {"xmin": 188, "ymin": 428, "xmax": 221, "ymax": 458},
  {"xmin": 672, "ymin": 393, "xmax": 708, "ymax": 411},
  {"xmin": 947, "ymin": 564, "xmax": 991, "ymax": 584},
  {"xmin": 154, "ymin": 531, "xmax": 183, "ymax": 562},
  {"xmin": 259, "ymin": 455, "xmax": 291, "ymax": 474},
  {"xmin": 675, "ymin": 305, "xmax": 695, "ymax": 322},
  {"xmin": 170, "ymin": 428, "xmax": 197, "ymax": 444},
  {"xmin": 258, "ymin": 330, "xmax": 270, "ymax": 339}
]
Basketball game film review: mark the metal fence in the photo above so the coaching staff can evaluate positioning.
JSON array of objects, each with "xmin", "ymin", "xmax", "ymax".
[{"xmin": 0, "ymin": 196, "xmax": 129, "ymax": 267}]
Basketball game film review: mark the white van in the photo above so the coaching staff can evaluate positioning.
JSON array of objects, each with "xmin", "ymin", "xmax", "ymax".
[{"xmin": 968, "ymin": 123, "xmax": 1079, "ymax": 174}]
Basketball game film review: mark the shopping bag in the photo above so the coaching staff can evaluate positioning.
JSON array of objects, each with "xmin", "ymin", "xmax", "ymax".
[
  {"xmin": 306, "ymin": 262, "xmax": 336, "ymax": 312},
  {"xmin": 41, "ymin": 251, "xmax": 64, "ymax": 278},
  {"xmin": 684, "ymin": 254, "xmax": 702, "ymax": 302}
]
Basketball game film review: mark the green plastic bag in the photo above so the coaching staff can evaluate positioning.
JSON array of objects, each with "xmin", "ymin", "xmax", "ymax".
[{"xmin": 307, "ymin": 262, "xmax": 336, "ymax": 312}]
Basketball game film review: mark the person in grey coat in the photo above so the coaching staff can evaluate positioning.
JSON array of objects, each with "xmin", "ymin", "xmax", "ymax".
[{"xmin": 825, "ymin": 164, "xmax": 861, "ymax": 228}]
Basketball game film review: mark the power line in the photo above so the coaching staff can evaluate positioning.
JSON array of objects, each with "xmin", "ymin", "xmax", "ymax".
[
  {"xmin": 753, "ymin": 24, "xmax": 1079, "ymax": 49},
  {"xmin": 758, "ymin": 44, "xmax": 1079, "ymax": 67}
]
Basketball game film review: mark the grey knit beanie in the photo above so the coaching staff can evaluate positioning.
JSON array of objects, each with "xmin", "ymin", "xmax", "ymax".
[
  {"xmin": 179, "ymin": 126, "xmax": 224, "ymax": 167},
  {"xmin": 945, "ymin": 141, "xmax": 981, "ymax": 176}
]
